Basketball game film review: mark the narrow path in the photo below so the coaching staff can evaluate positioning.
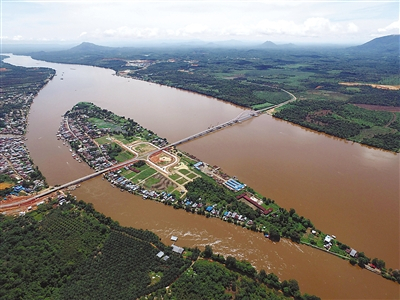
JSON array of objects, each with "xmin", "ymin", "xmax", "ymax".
[{"xmin": 385, "ymin": 112, "xmax": 397, "ymax": 128}]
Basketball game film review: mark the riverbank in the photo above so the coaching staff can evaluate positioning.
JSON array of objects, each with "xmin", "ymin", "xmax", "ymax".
[
  {"xmin": 0, "ymin": 58, "xmax": 55, "ymax": 198},
  {"xmin": 59, "ymin": 101, "xmax": 400, "ymax": 285}
]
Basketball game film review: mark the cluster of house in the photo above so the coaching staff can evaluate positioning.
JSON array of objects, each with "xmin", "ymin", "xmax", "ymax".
[
  {"xmin": 0, "ymin": 136, "xmax": 45, "ymax": 189},
  {"xmin": 322, "ymin": 234, "xmax": 358, "ymax": 257},
  {"xmin": 156, "ymin": 235, "xmax": 185, "ymax": 261},
  {"xmin": 57, "ymin": 194, "xmax": 70, "ymax": 206},
  {"xmin": 104, "ymin": 170, "xmax": 175, "ymax": 202},
  {"xmin": 0, "ymin": 92, "xmax": 34, "ymax": 135},
  {"xmin": 181, "ymin": 198, "xmax": 256, "ymax": 226},
  {"xmin": 57, "ymin": 117, "xmax": 116, "ymax": 171}
]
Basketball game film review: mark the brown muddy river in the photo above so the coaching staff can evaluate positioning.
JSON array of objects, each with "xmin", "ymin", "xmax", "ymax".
[{"xmin": 4, "ymin": 54, "xmax": 399, "ymax": 299}]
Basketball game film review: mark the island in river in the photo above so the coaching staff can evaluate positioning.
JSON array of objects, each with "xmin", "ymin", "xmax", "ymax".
[{"xmin": 53, "ymin": 101, "xmax": 400, "ymax": 284}]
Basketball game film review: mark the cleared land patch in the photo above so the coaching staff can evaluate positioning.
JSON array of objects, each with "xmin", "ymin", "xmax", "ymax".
[{"xmin": 133, "ymin": 142, "xmax": 157, "ymax": 154}]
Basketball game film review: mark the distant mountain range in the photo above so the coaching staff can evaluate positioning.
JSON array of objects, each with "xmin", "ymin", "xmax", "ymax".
[
  {"xmin": 26, "ymin": 34, "xmax": 399, "ymax": 63},
  {"xmin": 65, "ymin": 34, "xmax": 398, "ymax": 52}
]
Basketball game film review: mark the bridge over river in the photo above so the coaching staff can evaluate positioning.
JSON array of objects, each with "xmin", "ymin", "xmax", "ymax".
[{"xmin": 1, "ymin": 88, "xmax": 297, "ymax": 210}]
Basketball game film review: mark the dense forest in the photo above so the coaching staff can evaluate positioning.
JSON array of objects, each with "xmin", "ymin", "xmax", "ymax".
[{"xmin": 274, "ymin": 99, "xmax": 400, "ymax": 152}]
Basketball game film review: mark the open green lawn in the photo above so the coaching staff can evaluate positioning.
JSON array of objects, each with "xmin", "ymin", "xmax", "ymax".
[
  {"xmin": 144, "ymin": 176, "xmax": 161, "ymax": 188},
  {"xmin": 135, "ymin": 168, "xmax": 157, "ymax": 181},
  {"xmin": 169, "ymin": 173, "xmax": 181, "ymax": 181},
  {"xmin": 166, "ymin": 185, "xmax": 176, "ymax": 193},
  {"xmin": 125, "ymin": 171, "xmax": 138, "ymax": 179},
  {"xmin": 95, "ymin": 136, "xmax": 112, "ymax": 145},
  {"xmin": 186, "ymin": 173, "xmax": 198, "ymax": 179},
  {"xmin": 114, "ymin": 151, "xmax": 135, "ymax": 163},
  {"xmin": 178, "ymin": 169, "xmax": 190, "ymax": 175},
  {"xmin": 113, "ymin": 134, "xmax": 138, "ymax": 144},
  {"xmin": 176, "ymin": 178, "xmax": 188, "ymax": 185},
  {"xmin": 88, "ymin": 117, "xmax": 120, "ymax": 130}
]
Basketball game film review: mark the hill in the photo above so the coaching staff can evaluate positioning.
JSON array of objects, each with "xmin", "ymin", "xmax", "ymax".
[
  {"xmin": 260, "ymin": 40, "xmax": 278, "ymax": 48},
  {"xmin": 68, "ymin": 42, "xmax": 115, "ymax": 53},
  {"xmin": 350, "ymin": 34, "xmax": 399, "ymax": 53}
]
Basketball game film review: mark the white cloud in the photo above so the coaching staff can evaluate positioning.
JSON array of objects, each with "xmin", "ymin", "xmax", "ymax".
[
  {"xmin": 254, "ymin": 17, "xmax": 358, "ymax": 38},
  {"xmin": 2, "ymin": 1, "xmax": 397, "ymax": 44},
  {"xmin": 12, "ymin": 35, "xmax": 23, "ymax": 41},
  {"xmin": 378, "ymin": 20, "xmax": 400, "ymax": 33},
  {"xmin": 102, "ymin": 26, "xmax": 160, "ymax": 39},
  {"xmin": 347, "ymin": 23, "xmax": 359, "ymax": 33}
]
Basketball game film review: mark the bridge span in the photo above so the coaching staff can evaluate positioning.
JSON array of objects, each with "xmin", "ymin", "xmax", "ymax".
[
  {"xmin": 0, "ymin": 108, "xmax": 262, "ymax": 210},
  {"xmin": 169, "ymin": 109, "xmax": 258, "ymax": 147}
]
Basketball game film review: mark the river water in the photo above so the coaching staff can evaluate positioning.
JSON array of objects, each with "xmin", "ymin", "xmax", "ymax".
[{"xmin": 4, "ymin": 54, "xmax": 399, "ymax": 299}]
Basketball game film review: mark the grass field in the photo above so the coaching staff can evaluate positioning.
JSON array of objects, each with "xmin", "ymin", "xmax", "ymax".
[
  {"xmin": 186, "ymin": 173, "xmax": 197, "ymax": 179},
  {"xmin": 178, "ymin": 169, "xmax": 190, "ymax": 175},
  {"xmin": 113, "ymin": 134, "xmax": 138, "ymax": 144},
  {"xmin": 114, "ymin": 151, "xmax": 135, "ymax": 163},
  {"xmin": 89, "ymin": 118, "xmax": 121, "ymax": 130},
  {"xmin": 135, "ymin": 168, "xmax": 157, "ymax": 181},
  {"xmin": 144, "ymin": 176, "xmax": 161, "ymax": 188},
  {"xmin": 95, "ymin": 136, "xmax": 112, "ymax": 145},
  {"xmin": 169, "ymin": 173, "xmax": 181, "ymax": 181},
  {"xmin": 176, "ymin": 178, "xmax": 188, "ymax": 185}
]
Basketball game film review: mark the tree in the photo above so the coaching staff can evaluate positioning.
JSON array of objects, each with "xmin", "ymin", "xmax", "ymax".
[
  {"xmin": 269, "ymin": 228, "xmax": 281, "ymax": 242},
  {"xmin": 258, "ymin": 269, "xmax": 267, "ymax": 283},
  {"xmin": 372, "ymin": 258, "xmax": 385, "ymax": 269},
  {"xmin": 225, "ymin": 256, "xmax": 237, "ymax": 269},
  {"xmin": 203, "ymin": 245, "xmax": 213, "ymax": 259}
]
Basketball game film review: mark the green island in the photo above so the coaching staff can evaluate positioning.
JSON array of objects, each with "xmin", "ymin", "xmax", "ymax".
[
  {"xmin": 0, "ymin": 194, "xmax": 320, "ymax": 299},
  {"xmin": 29, "ymin": 35, "xmax": 400, "ymax": 152},
  {"xmin": 57, "ymin": 102, "xmax": 400, "ymax": 286}
]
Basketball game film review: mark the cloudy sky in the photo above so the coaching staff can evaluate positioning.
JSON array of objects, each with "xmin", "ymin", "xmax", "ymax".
[{"xmin": 1, "ymin": 0, "xmax": 399, "ymax": 46}]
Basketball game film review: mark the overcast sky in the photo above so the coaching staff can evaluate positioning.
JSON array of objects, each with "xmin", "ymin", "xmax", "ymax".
[{"xmin": 1, "ymin": 0, "xmax": 399, "ymax": 46}]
